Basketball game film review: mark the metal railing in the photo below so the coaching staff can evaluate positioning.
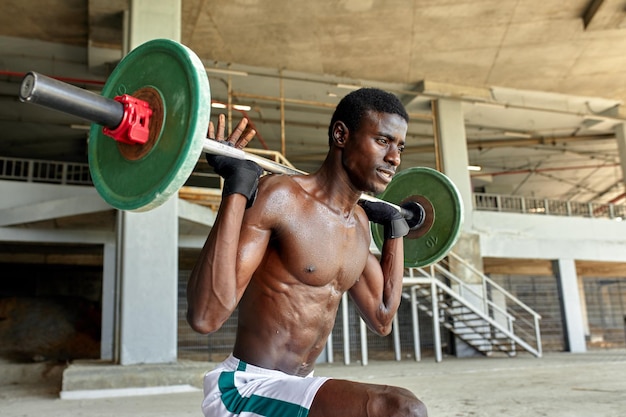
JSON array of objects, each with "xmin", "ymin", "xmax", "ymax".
[
  {"xmin": 474, "ymin": 192, "xmax": 626, "ymax": 220},
  {"xmin": 404, "ymin": 251, "xmax": 542, "ymax": 361},
  {"xmin": 0, "ymin": 150, "xmax": 296, "ymax": 188},
  {"xmin": 0, "ymin": 156, "xmax": 92, "ymax": 185},
  {"xmin": 0, "ymin": 155, "xmax": 622, "ymax": 222}
]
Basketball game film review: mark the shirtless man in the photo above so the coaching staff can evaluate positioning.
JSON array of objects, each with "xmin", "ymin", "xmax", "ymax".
[{"xmin": 187, "ymin": 88, "xmax": 427, "ymax": 417}]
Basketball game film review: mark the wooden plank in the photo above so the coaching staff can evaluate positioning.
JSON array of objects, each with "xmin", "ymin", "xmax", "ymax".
[
  {"xmin": 178, "ymin": 186, "xmax": 221, "ymax": 210},
  {"xmin": 483, "ymin": 257, "xmax": 554, "ymax": 276},
  {"xmin": 576, "ymin": 260, "xmax": 626, "ymax": 277},
  {"xmin": 483, "ymin": 257, "xmax": 626, "ymax": 278}
]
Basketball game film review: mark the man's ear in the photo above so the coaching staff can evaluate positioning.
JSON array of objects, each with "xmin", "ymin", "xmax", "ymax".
[{"xmin": 332, "ymin": 121, "xmax": 348, "ymax": 147}]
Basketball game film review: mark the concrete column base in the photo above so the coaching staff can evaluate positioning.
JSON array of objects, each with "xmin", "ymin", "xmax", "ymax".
[{"xmin": 60, "ymin": 360, "xmax": 211, "ymax": 399}]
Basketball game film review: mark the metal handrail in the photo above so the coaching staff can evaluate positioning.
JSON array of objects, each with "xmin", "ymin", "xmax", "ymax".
[
  {"xmin": 0, "ymin": 156, "xmax": 92, "ymax": 185},
  {"xmin": 429, "ymin": 263, "xmax": 515, "ymax": 323},
  {"xmin": 428, "ymin": 277, "xmax": 541, "ymax": 358},
  {"xmin": 474, "ymin": 192, "xmax": 626, "ymax": 220},
  {"xmin": 444, "ymin": 252, "xmax": 542, "ymax": 320},
  {"xmin": 407, "ymin": 250, "xmax": 543, "ymax": 359},
  {"xmin": 415, "ymin": 264, "xmax": 498, "ymax": 328},
  {"xmin": 1, "ymin": 154, "xmax": 623, "ymax": 223}
]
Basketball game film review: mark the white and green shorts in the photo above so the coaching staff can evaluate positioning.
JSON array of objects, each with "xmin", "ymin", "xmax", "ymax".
[{"xmin": 202, "ymin": 354, "xmax": 330, "ymax": 417}]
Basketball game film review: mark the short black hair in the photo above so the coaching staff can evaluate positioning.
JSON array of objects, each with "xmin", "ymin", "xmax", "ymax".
[{"xmin": 328, "ymin": 88, "xmax": 409, "ymax": 145}]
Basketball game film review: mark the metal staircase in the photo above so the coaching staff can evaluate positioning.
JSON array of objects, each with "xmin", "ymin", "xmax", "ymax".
[{"xmin": 405, "ymin": 252, "xmax": 542, "ymax": 362}]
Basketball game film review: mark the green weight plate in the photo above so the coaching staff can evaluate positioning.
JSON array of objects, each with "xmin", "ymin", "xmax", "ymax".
[
  {"xmin": 371, "ymin": 167, "xmax": 464, "ymax": 268},
  {"xmin": 89, "ymin": 39, "xmax": 211, "ymax": 211}
]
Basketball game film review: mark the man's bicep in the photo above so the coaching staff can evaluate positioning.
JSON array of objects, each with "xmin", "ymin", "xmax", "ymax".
[
  {"xmin": 235, "ymin": 215, "xmax": 272, "ymax": 287},
  {"xmin": 349, "ymin": 253, "xmax": 387, "ymax": 334},
  {"xmin": 234, "ymin": 176, "xmax": 283, "ymax": 283}
]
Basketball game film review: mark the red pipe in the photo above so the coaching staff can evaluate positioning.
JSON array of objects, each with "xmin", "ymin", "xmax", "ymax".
[
  {"xmin": 0, "ymin": 70, "xmax": 106, "ymax": 86},
  {"xmin": 608, "ymin": 192, "xmax": 626, "ymax": 204},
  {"xmin": 472, "ymin": 163, "xmax": 620, "ymax": 177}
]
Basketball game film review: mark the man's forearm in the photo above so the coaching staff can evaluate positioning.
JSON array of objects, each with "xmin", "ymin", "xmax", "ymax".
[{"xmin": 186, "ymin": 194, "xmax": 248, "ymax": 334}]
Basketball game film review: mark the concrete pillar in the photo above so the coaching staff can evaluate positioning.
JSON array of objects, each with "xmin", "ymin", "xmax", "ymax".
[
  {"xmin": 126, "ymin": 0, "xmax": 181, "ymax": 52},
  {"xmin": 100, "ymin": 241, "xmax": 117, "ymax": 361},
  {"xmin": 616, "ymin": 122, "xmax": 626, "ymax": 193},
  {"xmin": 434, "ymin": 98, "xmax": 482, "ymax": 276},
  {"xmin": 117, "ymin": 198, "xmax": 179, "ymax": 364},
  {"xmin": 434, "ymin": 98, "xmax": 473, "ymax": 233},
  {"xmin": 114, "ymin": 0, "xmax": 181, "ymax": 365},
  {"xmin": 553, "ymin": 258, "xmax": 587, "ymax": 353},
  {"xmin": 434, "ymin": 99, "xmax": 489, "ymax": 357}
]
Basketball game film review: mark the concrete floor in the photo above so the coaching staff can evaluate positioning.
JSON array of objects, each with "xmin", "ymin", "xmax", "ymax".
[{"xmin": 1, "ymin": 350, "xmax": 625, "ymax": 417}]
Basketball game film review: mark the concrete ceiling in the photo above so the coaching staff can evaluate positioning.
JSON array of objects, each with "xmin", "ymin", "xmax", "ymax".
[{"xmin": 1, "ymin": 0, "xmax": 626, "ymax": 205}]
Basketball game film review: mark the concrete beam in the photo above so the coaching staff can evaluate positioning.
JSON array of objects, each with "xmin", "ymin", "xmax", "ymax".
[
  {"xmin": 177, "ymin": 199, "xmax": 216, "ymax": 227},
  {"xmin": 0, "ymin": 226, "xmax": 114, "ymax": 244},
  {"xmin": 0, "ymin": 195, "xmax": 112, "ymax": 227},
  {"xmin": 583, "ymin": 0, "xmax": 626, "ymax": 30}
]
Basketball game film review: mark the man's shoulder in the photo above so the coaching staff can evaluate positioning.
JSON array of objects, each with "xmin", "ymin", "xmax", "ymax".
[
  {"xmin": 259, "ymin": 173, "xmax": 306, "ymax": 193},
  {"xmin": 248, "ymin": 174, "xmax": 312, "ymax": 224},
  {"xmin": 253, "ymin": 174, "xmax": 308, "ymax": 209}
]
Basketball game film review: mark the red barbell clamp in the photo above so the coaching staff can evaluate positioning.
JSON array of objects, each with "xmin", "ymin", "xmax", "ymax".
[{"xmin": 103, "ymin": 94, "xmax": 153, "ymax": 145}]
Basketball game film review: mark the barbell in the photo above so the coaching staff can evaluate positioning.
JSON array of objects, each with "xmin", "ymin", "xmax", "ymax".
[{"xmin": 18, "ymin": 38, "xmax": 463, "ymax": 267}]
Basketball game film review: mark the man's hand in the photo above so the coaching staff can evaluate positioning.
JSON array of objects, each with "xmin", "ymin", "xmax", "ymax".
[
  {"xmin": 206, "ymin": 114, "xmax": 263, "ymax": 208},
  {"xmin": 359, "ymin": 200, "xmax": 409, "ymax": 239}
]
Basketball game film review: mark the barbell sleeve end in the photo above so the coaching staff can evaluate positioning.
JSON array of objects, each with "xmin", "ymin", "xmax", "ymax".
[
  {"xmin": 19, "ymin": 72, "xmax": 37, "ymax": 103},
  {"xmin": 19, "ymin": 71, "xmax": 126, "ymax": 129}
]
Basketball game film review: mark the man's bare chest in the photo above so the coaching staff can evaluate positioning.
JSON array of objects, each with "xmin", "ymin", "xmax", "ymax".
[{"xmin": 272, "ymin": 218, "xmax": 370, "ymax": 289}]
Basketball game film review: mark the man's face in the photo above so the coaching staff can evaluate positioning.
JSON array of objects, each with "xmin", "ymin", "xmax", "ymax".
[{"xmin": 341, "ymin": 110, "xmax": 408, "ymax": 194}]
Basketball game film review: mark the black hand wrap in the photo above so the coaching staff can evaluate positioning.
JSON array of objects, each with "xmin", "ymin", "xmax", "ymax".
[
  {"xmin": 206, "ymin": 149, "xmax": 263, "ymax": 208},
  {"xmin": 359, "ymin": 200, "xmax": 409, "ymax": 239}
]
